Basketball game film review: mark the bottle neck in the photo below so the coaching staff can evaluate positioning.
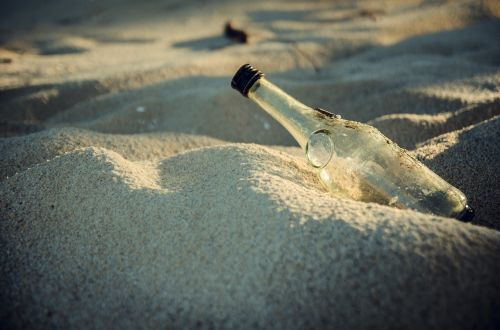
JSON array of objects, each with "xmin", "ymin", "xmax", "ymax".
[{"xmin": 247, "ymin": 78, "xmax": 319, "ymax": 149}]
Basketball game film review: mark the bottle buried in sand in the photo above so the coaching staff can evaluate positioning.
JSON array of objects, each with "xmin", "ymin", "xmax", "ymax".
[{"xmin": 231, "ymin": 64, "xmax": 475, "ymax": 221}]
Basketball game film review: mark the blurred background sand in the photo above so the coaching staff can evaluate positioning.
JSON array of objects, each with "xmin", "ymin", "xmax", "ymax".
[{"xmin": 1, "ymin": 0, "xmax": 500, "ymax": 328}]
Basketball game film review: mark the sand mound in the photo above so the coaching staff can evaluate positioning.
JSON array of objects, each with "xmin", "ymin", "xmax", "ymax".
[
  {"xmin": 369, "ymin": 101, "xmax": 500, "ymax": 149},
  {"xmin": 2, "ymin": 145, "xmax": 500, "ymax": 329},
  {"xmin": 0, "ymin": 127, "xmax": 224, "ymax": 180},
  {"xmin": 1, "ymin": 0, "xmax": 500, "ymax": 328},
  {"xmin": 413, "ymin": 116, "xmax": 500, "ymax": 229}
]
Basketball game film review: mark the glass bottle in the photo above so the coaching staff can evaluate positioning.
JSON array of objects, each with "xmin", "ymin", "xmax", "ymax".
[{"xmin": 231, "ymin": 64, "xmax": 474, "ymax": 221}]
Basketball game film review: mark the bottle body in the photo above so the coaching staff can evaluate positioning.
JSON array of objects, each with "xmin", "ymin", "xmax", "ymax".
[
  {"xmin": 307, "ymin": 124, "xmax": 468, "ymax": 218},
  {"xmin": 233, "ymin": 65, "xmax": 473, "ymax": 220}
]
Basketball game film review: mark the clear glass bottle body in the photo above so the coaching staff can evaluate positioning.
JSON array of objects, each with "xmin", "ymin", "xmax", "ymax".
[{"xmin": 247, "ymin": 78, "xmax": 469, "ymax": 219}]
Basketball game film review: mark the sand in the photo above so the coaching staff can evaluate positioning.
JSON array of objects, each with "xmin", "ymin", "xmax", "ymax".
[{"xmin": 1, "ymin": 0, "xmax": 500, "ymax": 328}]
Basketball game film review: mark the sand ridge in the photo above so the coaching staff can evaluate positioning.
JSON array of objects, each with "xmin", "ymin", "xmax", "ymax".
[{"xmin": 2, "ymin": 144, "xmax": 500, "ymax": 328}]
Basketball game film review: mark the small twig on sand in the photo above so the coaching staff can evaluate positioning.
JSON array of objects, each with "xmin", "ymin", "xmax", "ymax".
[
  {"xmin": 224, "ymin": 21, "xmax": 249, "ymax": 44},
  {"xmin": 358, "ymin": 9, "xmax": 386, "ymax": 21}
]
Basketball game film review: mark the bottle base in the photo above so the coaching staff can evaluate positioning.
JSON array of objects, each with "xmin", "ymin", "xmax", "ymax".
[{"xmin": 457, "ymin": 204, "xmax": 475, "ymax": 222}]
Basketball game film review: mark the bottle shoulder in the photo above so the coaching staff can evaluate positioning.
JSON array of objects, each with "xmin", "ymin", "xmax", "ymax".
[{"xmin": 312, "ymin": 111, "xmax": 377, "ymax": 135}]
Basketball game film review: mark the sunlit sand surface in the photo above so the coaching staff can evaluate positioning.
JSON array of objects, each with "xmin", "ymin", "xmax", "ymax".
[{"xmin": 1, "ymin": 0, "xmax": 500, "ymax": 328}]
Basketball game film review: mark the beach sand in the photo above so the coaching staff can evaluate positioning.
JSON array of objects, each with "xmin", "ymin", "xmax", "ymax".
[{"xmin": 1, "ymin": 0, "xmax": 500, "ymax": 328}]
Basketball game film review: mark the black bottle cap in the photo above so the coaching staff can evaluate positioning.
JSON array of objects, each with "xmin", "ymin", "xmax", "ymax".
[
  {"xmin": 457, "ymin": 204, "xmax": 475, "ymax": 222},
  {"xmin": 231, "ymin": 64, "xmax": 264, "ymax": 97}
]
